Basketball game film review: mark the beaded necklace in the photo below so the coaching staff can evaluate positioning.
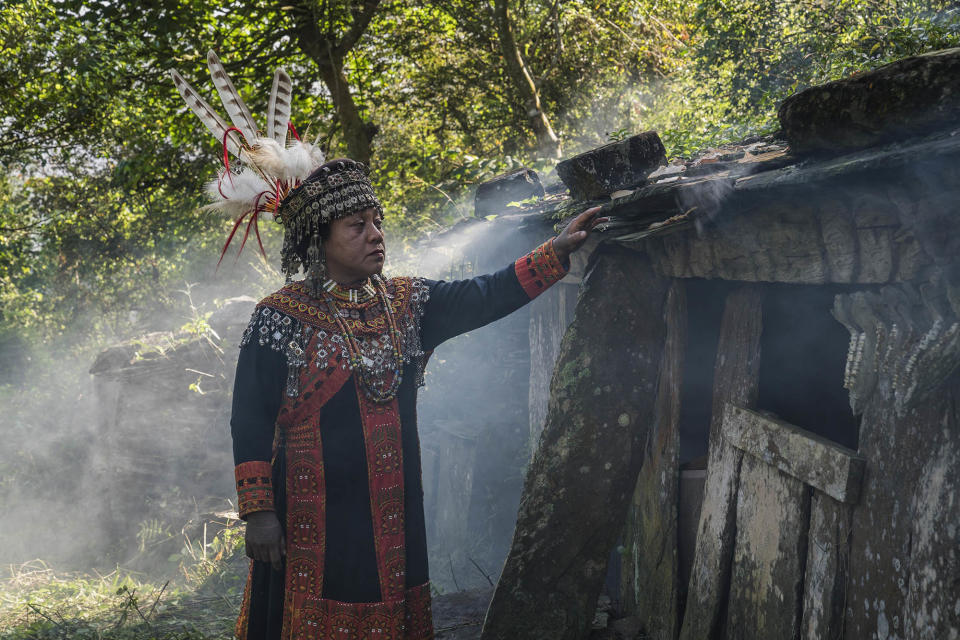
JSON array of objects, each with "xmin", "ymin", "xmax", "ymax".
[
  {"xmin": 321, "ymin": 275, "xmax": 405, "ymax": 402},
  {"xmin": 322, "ymin": 277, "xmax": 377, "ymax": 304}
]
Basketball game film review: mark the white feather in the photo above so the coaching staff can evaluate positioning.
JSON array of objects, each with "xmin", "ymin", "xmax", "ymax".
[
  {"xmin": 243, "ymin": 137, "xmax": 288, "ymax": 177},
  {"xmin": 169, "ymin": 69, "xmax": 243, "ymax": 158},
  {"xmin": 207, "ymin": 50, "xmax": 259, "ymax": 142},
  {"xmin": 204, "ymin": 169, "xmax": 272, "ymax": 218},
  {"xmin": 267, "ymin": 68, "xmax": 293, "ymax": 143},
  {"xmin": 284, "ymin": 140, "xmax": 324, "ymax": 179}
]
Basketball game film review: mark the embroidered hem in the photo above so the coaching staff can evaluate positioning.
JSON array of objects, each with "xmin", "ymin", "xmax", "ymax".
[
  {"xmin": 235, "ymin": 461, "xmax": 275, "ymax": 518},
  {"xmin": 288, "ymin": 582, "xmax": 433, "ymax": 640},
  {"xmin": 514, "ymin": 238, "xmax": 568, "ymax": 299}
]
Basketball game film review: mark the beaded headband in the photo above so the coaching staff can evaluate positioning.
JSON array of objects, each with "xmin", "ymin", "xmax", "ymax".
[{"xmin": 278, "ymin": 158, "xmax": 384, "ymax": 279}]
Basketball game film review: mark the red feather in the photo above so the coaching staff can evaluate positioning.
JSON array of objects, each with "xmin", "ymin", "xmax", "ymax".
[
  {"xmin": 234, "ymin": 211, "xmax": 257, "ymax": 264},
  {"xmin": 217, "ymin": 210, "xmax": 251, "ymax": 269},
  {"xmin": 234, "ymin": 191, "xmax": 272, "ymax": 263}
]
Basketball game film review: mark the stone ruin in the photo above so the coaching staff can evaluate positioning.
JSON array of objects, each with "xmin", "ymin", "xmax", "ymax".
[
  {"xmin": 89, "ymin": 47, "xmax": 960, "ymax": 639},
  {"xmin": 88, "ymin": 298, "xmax": 254, "ymax": 559}
]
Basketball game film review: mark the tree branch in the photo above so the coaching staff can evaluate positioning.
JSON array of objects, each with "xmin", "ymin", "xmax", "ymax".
[{"xmin": 334, "ymin": 0, "xmax": 382, "ymax": 60}]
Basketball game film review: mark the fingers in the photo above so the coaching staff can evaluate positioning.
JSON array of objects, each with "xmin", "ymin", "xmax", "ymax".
[
  {"xmin": 247, "ymin": 541, "xmax": 284, "ymax": 568},
  {"xmin": 572, "ymin": 206, "xmax": 601, "ymax": 230},
  {"xmin": 590, "ymin": 216, "xmax": 610, "ymax": 231},
  {"xmin": 581, "ymin": 205, "xmax": 603, "ymax": 218},
  {"xmin": 269, "ymin": 543, "xmax": 283, "ymax": 572},
  {"xmin": 248, "ymin": 541, "xmax": 266, "ymax": 563}
]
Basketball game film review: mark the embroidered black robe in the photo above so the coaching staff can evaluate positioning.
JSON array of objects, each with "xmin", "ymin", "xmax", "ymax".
[{"xmin": 230, "ymin": 240, "xmax": 567, "ymax": 640}]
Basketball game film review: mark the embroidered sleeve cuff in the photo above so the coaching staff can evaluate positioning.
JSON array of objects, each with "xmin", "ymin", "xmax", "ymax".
[
  {"xmin": 235, "ymin": 461, "xmax": 275, "ymax": 519},
  {"xmin": 514, "ymin": 238, "xmax": 569, "ymax": 299}
]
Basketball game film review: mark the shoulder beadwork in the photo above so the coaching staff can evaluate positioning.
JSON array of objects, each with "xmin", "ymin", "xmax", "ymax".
[
  {"xmin": 391, "ymin": 277, "xmax": 430, "ymax": 386},
  {"xmin": 239, "ymin": 294, "xmax": 312, "ymax": 398},
  {"xmin": 240, "ymin": 304, "xmax": 303, "ymax": 351}
]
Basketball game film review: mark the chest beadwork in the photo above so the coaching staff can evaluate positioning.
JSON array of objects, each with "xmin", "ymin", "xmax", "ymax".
[{"xmin": 240, "ymin": 277, "xmax": 430, "ymax": 399}]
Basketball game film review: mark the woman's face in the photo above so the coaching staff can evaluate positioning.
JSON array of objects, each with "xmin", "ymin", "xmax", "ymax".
[{"xmin": 323, "ymin": 207, "xmax": 385, "ymax": 284}]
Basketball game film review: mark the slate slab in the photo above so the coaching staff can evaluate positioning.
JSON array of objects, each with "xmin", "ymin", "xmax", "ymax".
[
  {"xmin": 481, "ymin": 247, "xmax": 669, "ymax": 640},
  {"xmin": 474, "ymin": 168, "xmax": 545, "ymax": 217},
  {"xmin": 779, "ymin": 47, "xmax": 960, "ymax": 154},
  {"xmin": 556, "ymin": 131, "xmax": 666, "ymax": 200}
]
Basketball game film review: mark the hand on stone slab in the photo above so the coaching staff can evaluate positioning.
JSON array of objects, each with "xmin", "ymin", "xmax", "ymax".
[
  {"xmin": 553, "ymin": 206, "xmax": 608, "ymax": 265},
  {"xmin": 245, "ymin": 510, "xmax": 286, "ymax": 571}
]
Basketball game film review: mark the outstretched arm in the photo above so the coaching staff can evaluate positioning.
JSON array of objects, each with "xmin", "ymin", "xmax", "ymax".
[{"xmin": 420, "ymin": 206, "xmax": 605, "ymax": 351}]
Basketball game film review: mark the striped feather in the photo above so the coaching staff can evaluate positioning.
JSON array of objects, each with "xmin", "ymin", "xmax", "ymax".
[
  {"xmin": 169, "ymin": 69, "xmax": 243, "ymax": 159},
  {"xmin": 266, "ymin": 68, "xmax": 293, "ymax": 143},
  {"xmin": 206, "ymin": 50, "xmax": 259, "ymax": 141}
]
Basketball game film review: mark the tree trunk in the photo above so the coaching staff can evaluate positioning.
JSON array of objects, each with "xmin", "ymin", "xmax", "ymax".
[
  {"xmin": 289, "ymin": 1, "xmax": 375, "ymax": 165},
  {"xmin": 492, "ymin": 0, "xmax": 562, "ymax": 160},
  {"xmin": 314, "ymin": 59, "xmax": 373, "ymax": 165}
]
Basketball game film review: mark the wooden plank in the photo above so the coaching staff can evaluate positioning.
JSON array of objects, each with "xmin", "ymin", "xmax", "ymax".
[
  {"xmin": 726, "ymin": 454, "xmax": 810, "ymax": 640},
  {"xmin": 678, "ymin": 285, "xmax": 764, "ymax": 640},
  {"xmin": 622, "ymin": 280, "xmax": 686, "ymax": 639},
  {"xmin": 800, "ymin": 492, "xmax": 852, "ymax": 640},
  {"xmin": 481, "ymin": 247, "xmax": 669, "ymax": 640},
  {"xmin": 722, "ymin": 405, "xmax": 865, "ymax": 504}
]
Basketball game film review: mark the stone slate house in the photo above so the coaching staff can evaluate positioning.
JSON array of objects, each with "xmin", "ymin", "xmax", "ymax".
[{"xmin": 476, "ymin": 48, "xmax": 960, "ymax": 640}]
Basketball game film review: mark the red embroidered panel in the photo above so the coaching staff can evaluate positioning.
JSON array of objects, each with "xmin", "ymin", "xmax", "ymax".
[
  {"xmin": 355, "ymin": 380, "xmax": 406, "ymax": 601},
  {"xmin": 235, "ymin": 560, "xmax": 254, "ymax": 640},
  {"xmin": 514, "ymin": 238, "xmax": 568, "ymax": 299},
  {"xmin": 235, "ymin": 461, "xmax": 275, "ymax": 518}
]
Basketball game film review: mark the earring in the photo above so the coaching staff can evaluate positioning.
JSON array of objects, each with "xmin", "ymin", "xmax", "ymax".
[{"xmin": 306, "ymin": 233, "xmax": 326, "ymax": 296}]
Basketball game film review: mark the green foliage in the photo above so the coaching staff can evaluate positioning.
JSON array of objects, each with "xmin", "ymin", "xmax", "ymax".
[
  {"xmin": 643, "ymin": 0, "xmax": 960, "ymax": 157},
  {"xmin": 3, "ymin": 0, "xmax": 954, "ymax": 354},
  {"xmin": 0, "ymin": 518, "xmax": 247, "ymax": 640}
]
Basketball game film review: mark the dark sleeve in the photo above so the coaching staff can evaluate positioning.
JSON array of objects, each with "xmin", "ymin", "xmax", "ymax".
[
  {"xmin": 230, "ymin": 341, "xmax": 286, "ymax": 518},
  {"xmin": 231, "ymin": 342, "xmax": 286, "ymax": 464},
  {"xmin": 421, "ymin": 238, "xmax": 568, "ymax": 351}
]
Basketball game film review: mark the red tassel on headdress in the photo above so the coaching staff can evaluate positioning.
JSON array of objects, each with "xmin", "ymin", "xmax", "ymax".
[{"xmin": 216, "ymin": 190, "xmax": 270, "ymax": 269}]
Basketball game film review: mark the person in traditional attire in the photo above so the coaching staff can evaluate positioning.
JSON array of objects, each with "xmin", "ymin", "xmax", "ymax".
[{"xmin": 170, "ymin": 52, "xmax": 604, "ymax": 640}]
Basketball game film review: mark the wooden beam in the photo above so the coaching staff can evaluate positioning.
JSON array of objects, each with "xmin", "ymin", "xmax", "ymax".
[
  {"xmin": 622, "ymin": 280, "xmax": 686, "ymax": 638},
  {"xmin": 800, "ymin": 493, "xmax": 852, "ymax": 640},
  {"xmin": 722, "ymin": 405, "xmax": 866, "ymax": 504},
  {"xmin": 679, "ymin": 284, "xmax": 764, "ymax": 640}
]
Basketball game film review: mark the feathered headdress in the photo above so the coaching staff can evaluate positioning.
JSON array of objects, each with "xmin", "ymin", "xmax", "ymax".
[{"xmin": 170, "ymin": 50, "xmax": 326, "ymax": 265}]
